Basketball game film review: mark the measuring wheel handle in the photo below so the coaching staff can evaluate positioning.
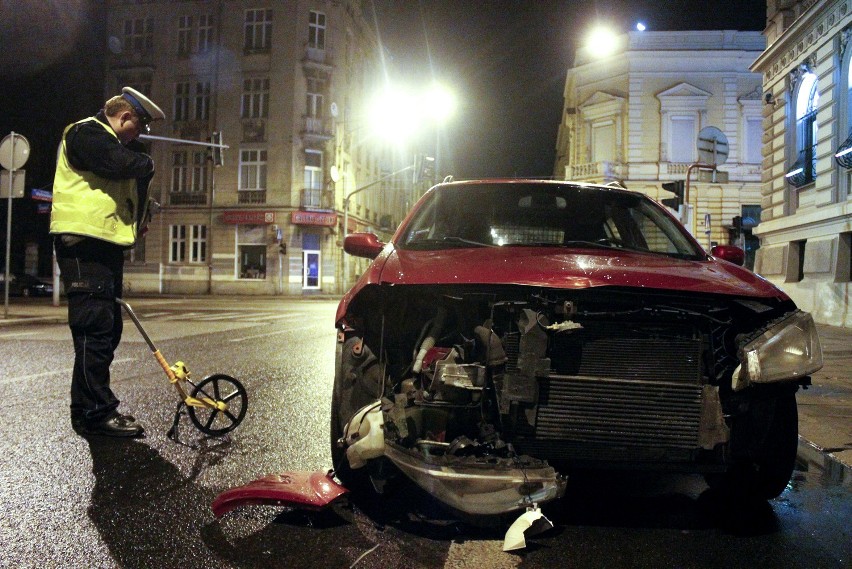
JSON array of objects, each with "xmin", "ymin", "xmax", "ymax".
[{"xmin": 187, "ymin": 373, "xmax": 248, "ymax": 436}]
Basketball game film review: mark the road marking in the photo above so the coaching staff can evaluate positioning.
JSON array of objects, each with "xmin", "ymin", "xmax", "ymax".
[
  {"xmin": 0, "ymin": 357, "xmax": 137, "ymax": 384},
  {"xmin": 0, "ymin": 331, "xmax": 39, "ymax": 339},
  {"xmin": 242, "ymin": 312, "xmax": 306, "ymax": 321},
  {"xmin": 138, "ymin": 311, "xmax": 171, "ymax": 318},
  {"xmin": 193, "ymin": 312, "xmax": 246, "ymax": 321},
  {"xmin": 157, "ymin": 312, "xmax": 204, "ymax": 321},
  {"xmin": 229, "ymin": 323, "xmax": 323, "ymax": 342}
]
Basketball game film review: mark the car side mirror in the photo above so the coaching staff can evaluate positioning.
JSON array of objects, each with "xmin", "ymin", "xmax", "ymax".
[
  {"xmin": 344, "ymin": 232, "xmax": 385, "ymax": 259},
  {"xmin": 711, "ymin": 244, "xmax": 745, "ymax": 266}
]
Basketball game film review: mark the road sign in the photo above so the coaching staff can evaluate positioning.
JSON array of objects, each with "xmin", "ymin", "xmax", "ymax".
[
  {"xmin": 30, "ymin": 188, "xmax": 52, "ymax": 202},
  {"xmin": 0, "ymin": 170, "xmax": 25, "ymax": 198},
  {"xmin": 697, "ymin": 126, "xmax": 728, "ymax": 166},
  {"xmin": 0, "ymin": 133, "xmax": 30, "ymax": 170}
]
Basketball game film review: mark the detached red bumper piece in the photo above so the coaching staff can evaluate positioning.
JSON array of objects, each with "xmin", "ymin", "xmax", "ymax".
[{"xmin": 211, "ymin": 470, "xmax": 349, "ymax": 518}]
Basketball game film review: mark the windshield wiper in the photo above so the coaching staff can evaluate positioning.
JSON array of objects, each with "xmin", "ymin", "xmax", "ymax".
[{"xmin": 404, "ymin": 236, "xmax": 496, "ymax": 249}]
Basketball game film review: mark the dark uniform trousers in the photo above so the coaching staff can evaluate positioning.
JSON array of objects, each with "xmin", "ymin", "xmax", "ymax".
[{"xmin": 55, "ymin": 237, "xmax": 125, "ymax": 424}]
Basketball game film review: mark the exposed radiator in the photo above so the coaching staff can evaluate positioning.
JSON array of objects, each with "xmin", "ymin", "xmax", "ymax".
[
  {"xmin": 506, "ymin": 328, "xmax": 705, "ymax": 463},
  {"xmin": 513, "ymin": 375, "xmax": 703, "ymax": 462}
]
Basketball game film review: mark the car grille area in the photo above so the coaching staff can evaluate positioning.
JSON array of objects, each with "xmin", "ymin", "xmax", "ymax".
[{"xmin": 506, "ymin": 328, "xmax": 705, "ymax": 464}]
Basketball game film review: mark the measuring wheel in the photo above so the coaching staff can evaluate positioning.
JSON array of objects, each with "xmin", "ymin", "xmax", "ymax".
[{"xmin": 187, "ymin": 374, "xmax": 248, "ymax": 436}]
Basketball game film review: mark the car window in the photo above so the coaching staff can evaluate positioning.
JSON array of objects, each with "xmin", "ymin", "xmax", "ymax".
[{"xmin": 400, "ymin": 183, "xmax": 702, "ymax": 259}]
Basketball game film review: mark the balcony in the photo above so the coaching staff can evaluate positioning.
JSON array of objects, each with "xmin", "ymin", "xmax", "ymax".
[
  {"xmin": 300, "ymin": 188, "xmax": 334, "ymax": 210},
  {"xmin": 301, "ymin": 116, "xmax": 332, "ymax": 142},
  {"xmin": 169, "ymin": 192, "xmax": 207, "ymax": 206},
  {"xmin": 238, "ymin": 190, "xmax": 266, "ymax": 204},
  {"xmin": 302, "ymin": 45, "xmax": 333, "ymax": 71},
  {"xmin": 568, "ymin": 161, "xmax": 624, "ymax": 183}
]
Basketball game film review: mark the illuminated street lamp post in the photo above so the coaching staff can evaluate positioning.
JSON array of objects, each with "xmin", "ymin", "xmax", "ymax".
[{"xmin": 337, "ymin": 83, "xmax": 456, "ymax": 292}]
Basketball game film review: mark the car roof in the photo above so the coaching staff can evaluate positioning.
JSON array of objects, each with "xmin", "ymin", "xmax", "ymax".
[{"xmin": 431, "ymin": 178, "xmax": 638, "ymax": 197}]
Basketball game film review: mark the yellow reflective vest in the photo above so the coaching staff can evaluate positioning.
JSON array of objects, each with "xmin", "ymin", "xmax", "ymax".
[{"xmin": 50, "ymin": 117, "xmax": 141, "ymax": 246}]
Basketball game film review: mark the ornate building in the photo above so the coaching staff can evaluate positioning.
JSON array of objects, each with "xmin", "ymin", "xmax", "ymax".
[
  {"xmin": 751, "ymin": 0, "xmax": 852, "ymax": 327},
  {"xmin": 555, "ymin": 31, "xmax": 766, "ymax": 268},
  {"xmin": 105, "ymin": 0, "xmax": 417, "ymax": 295}
]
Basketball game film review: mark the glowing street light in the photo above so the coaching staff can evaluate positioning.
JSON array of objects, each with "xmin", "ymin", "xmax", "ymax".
[{"xmin": 585, "ymin": 25, "xmax": 620, "ymax": 58}]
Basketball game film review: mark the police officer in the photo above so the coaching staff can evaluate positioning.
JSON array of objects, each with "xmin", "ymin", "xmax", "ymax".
[{"xmin": 51, "ymin": 87, "xmax": 164, "ymax": 437}]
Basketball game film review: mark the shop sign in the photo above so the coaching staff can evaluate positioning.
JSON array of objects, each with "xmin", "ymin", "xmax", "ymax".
[
  {"xmin": 291, "ymin": 210, "xmax": 337, "ymax": 227},
  {"xmin": 222, "ymin": 211, "xmax": 275, "ymax": 224}
]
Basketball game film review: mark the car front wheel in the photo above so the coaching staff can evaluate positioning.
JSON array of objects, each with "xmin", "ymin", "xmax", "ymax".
[{"xmin": 708, "ymin": 391, "xmax": 799, "ymax": 500}]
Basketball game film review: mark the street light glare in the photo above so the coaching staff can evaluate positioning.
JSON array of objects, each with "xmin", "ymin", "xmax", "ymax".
[
  {"xmin": 636, "ymin": 22, "xmax": 646, "ymax": 32},
  {"xmin": 369, "ymin": 86, "xmax": 420, "ymax": 142},
  {"xmin": 423, "ymin": 84, "xmax": 456, "ymax": 124},
  {"xmin": 368, "ymin": 83, "xmax": 457, "ymax": 142},
  {"xmin": 586, "ymin": 26, "xmax": 619, "ymax": 58}
]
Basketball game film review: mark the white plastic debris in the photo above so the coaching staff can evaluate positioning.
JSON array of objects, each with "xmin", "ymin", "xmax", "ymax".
[
  {"xmin": 502, "ymin": 503, "xmax": 554, "ymax": 551},
  {"xmin": 544, "ymin": 320, "xmax": 583, "ymax": 333}
]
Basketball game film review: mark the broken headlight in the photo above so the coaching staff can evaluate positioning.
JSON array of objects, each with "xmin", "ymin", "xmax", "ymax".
[{"xmin": 732, "ymin": 310, "xmax": 823, "ymax": 390}]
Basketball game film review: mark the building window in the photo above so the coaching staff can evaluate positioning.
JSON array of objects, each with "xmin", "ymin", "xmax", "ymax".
[
  {"xmin": 169, "ymin": 225, "xmax": 207, "ymax": 263},
  {"xmin": 306, "ymin": 74, "xmax": 325, "ymax": 119},
  {"xmin": 308, "ymin": 11, "xmax": 326, "ymax": 50},
  {"xmin": 744, "ymin": 117, "xmax": 762, "ymax": 164},
  {"xmin": 787, "ymin": 72, "xmax": 819, "ymax": 187},
  {"xmin": 239, "ymin": 149, "xmax": 267, "ymax": 191},
  {"xmin": 669, "ymin": 116, "xmax": 696, "ymax": 163},
  {"xmin": 198, "ymin": 14, "xmax": 213, "ymax": 52},
  {"xmin": 195, "ymin": 81, "xmax": 210, "ymax": 120},
  {"xmin": 174, "ymin": 82, "xmax": 190, "ymax": 122},
  {"xmin": 172, "ymin": 152, "xmax": 189, "ymax": 192},
  {"xmin": 304, "ymin": 149, "xmax": 323, "ymax": 191},
  {"xmin": 171, "ymin": 150, "xmax": 209, "ymax": 203},
  {"xmin": 244, "ymin": 8, "xmax": 272, "ymax": 51},
  {"xmin": 191, "ymin": 151, "xmax": 209, "ymax": 192},
  {"xmin": 241, "ymin": 78, "xmax": 269, "ymax": 118},
  {"xmin": 117, "ymin": 75, "xmax": 152, "ymax": 100},
  {"xmin": 177, "ymin": 16, "xmax": 192, "ymax": 55},
  {"xmin": 123, "ymin": 18, "xmax": 153, "ymax": 52},
  {"xmin": 237, "ymin": 225, "xmax": 267, "ymax": 279},
  {"xmin": 591, "ymin": 120, "xmax": 615, "ymax": 163}
]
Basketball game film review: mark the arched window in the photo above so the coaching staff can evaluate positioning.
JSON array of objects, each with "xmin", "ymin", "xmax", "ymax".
[
  {"xmin": 834, "ymin": 58, "xmax": 852, "ymax": 178},
  {"xmin": 786, "ymin": 72, "xmax": 819, "ymax": 186}
]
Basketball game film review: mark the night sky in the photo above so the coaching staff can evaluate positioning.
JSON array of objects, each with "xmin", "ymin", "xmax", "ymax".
[{"xmin": 371, "ymin": 0, "xmax": 766, "ymax": 178}]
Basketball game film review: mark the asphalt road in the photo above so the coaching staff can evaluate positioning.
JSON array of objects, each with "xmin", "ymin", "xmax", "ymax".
[{"xmin": 0, "ymin": 297, "xmax": 849, "ymax": 568}]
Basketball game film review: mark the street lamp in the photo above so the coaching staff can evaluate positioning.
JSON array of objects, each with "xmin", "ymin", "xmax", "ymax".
[
  {"xmin": 585, "ymin": 25, "xmax": 620, "ymax": 59},
  {"xmin": 337, "ymin": 82, "xmax": 457, "ymax": 291}
]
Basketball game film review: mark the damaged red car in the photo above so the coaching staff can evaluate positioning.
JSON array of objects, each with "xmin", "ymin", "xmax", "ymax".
[{"xmin": 331, "ymin": 179, "xmax": 823, "ymax": 517}]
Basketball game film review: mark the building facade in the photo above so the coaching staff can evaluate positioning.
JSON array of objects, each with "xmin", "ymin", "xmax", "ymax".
[
  {"xmin": 751, "ymin": 0, "xmax": 852, "ymax": 327},
  {"xmin": 555, "ymin": 31, "xmax": 766, "ymax": 267},
  {"xmin": 105, "ymin": 0, "xmax": 417, "ymax": 296}
]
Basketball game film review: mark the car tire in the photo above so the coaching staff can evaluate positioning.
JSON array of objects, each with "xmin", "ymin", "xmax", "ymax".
[{"xmin": 708, "ymin": 391, "xmax": 798, "ymax": 500}]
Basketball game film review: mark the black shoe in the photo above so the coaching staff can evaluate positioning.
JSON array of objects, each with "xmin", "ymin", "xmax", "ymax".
[{"xmin": 74, "ymin": 412, "xmax": 145, "ymax": 438}]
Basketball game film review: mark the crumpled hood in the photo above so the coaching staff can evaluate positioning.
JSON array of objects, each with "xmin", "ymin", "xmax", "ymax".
[{"xmin": 374, "ymin": 246, "xmax": 784, "ymax": 298}]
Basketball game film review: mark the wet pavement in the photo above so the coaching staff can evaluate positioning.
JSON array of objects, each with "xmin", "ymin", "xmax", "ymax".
[{"xmin": 0, "ymin": 296, "xmax": 849, "ymax": 568}]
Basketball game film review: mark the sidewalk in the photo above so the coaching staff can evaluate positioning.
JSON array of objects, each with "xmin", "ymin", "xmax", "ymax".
[{"xmin": 2, "ymin": 298, "xmax": 850, "ymax": 476}]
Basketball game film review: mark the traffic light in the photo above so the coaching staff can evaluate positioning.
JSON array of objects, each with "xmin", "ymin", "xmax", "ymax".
[
  {"xmin": 732, "ymin": 215, "xmax": 742, "ymax": 234},
  {"xmin": 210, "ymin": 132, "xmax": 224, "ymax": 167},
  {"xmin": 413, "ymin": 154, "xmax": 436, "ymax": 184},
  {"xmin": 661, "ymin": 180, "xmax": 685, "ymax": 210}
]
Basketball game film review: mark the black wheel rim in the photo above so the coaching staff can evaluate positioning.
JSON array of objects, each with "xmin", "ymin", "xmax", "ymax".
[{"xmin": 187, "ymin": 374, "xmax": 247, "ymax": 435}]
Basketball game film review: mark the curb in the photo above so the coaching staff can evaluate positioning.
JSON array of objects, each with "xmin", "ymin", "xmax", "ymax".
[
  {"xmin": 0, "ymin": 315, "xmax": 66, "ymax": 327},
  {"xmin": 797, "ymin": 436, "xmax": 852, "ymax": 487}
]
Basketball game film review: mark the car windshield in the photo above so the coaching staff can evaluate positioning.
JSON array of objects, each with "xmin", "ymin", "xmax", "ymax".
[{"xmin": 399, "ymin": 182, "xmax": 704, "ymax": 259}]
